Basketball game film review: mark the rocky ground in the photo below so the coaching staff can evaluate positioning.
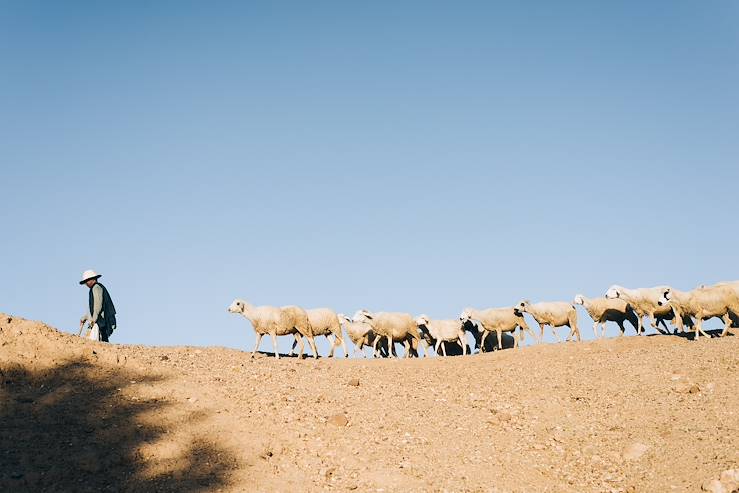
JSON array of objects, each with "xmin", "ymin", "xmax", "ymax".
[{"xmin": 1, "ymin": 313, "xmax": 737, "ymax": 492}]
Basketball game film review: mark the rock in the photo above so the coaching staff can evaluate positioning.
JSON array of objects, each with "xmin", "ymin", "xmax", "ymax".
[
  {"xmin": 327, "ymin": 414, "xmax": 348, "ymax": 427},
  {"xmin": 702, "ymin": 479, "xmax": 727, "ymax": 493},
  {"xmin": 720, "ymin": 469, "xmax": 739, "ymax": 483},
  {"xmin": 622, "ymin": 442, "xmax": 649, "ymax": 461},
  {"xmin": 348, "ymin": 378, "xmax": 360, "ymax": 387},
  {"xmin": 674, "ymin": 382, "xmax": 701, "ymax": 394},
  {"xmin": 160, "ymin": 355, "xmax": 169, "ymax": 361},
  {"xmin": 259, "ymin": 448, "xmax": 273, "ymax": 460}
]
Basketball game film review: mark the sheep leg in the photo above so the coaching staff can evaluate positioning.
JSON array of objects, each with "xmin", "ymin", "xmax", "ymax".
[
  {"xmin": 270, "ymin": 331, "xmax": 280, "ymax": 360},
  {"xmin": 305, "ymin": 336, "xmax": 319, "ymax": 358},
  {"xmin": 252, "ymin": 333, "xmax": 263, "ymax": 358},
  {"xmin": 592, "ymin": 321, "xmax": 599, "ymax": 339},
  {"xmin": 339, "ymin": 334, "xmax": 348, "ymax": 358},
  {"xmin": 721, "ymin": 313, "xmax": 733, "ymax": 337},
  {"xmin": 434, "ymin": 339, "xmax": 442, "ymax": 356},
  {"xmin": 293, "ymin": 333, "xmax": 305, "ymax": 359},
  {"xmin": 386, "ymin": 335, "xmax": 395, "ymax": 358},
  {"xmin": 648, "ymin": 313, "xmax": 667, "ymax": 334},
  {"xmin": 459, "ymin": 335, "xmax": 467, "ymax": 356},
  {"xmin": 497, "ymin": 329, "xmax": 503, "ymax": 350},
  {"xmin": 693, "ymin": 317, "xmax": 710, "ymax": 339},
  {"xmin": 327, "ymin": 335, "xmax": 336, "ymax": 358},
  {"xmin": 352, "ymin": 337, "xmax": 369, "ymax": 358},
  {"xmin": 289, "ymin": 338, "xmax": 298, "ymax": 356},
  {"xmin": 524, "ymin": 324, "xmax": 540, "ymax": 344},
  {"xmin": 549, "ymin": 325, "xmax": 562, "ymax": 343},
  {"xmin": 402, "ymin": 339, "xmax": 411, "ymax": 358},
  {"xmin": 409, "ymin": 338, "xmax": 420, "ymax": 357},
  {"xmin": 479, "ymin": 330, "xmax": 489, "ymax": 353},
  {"xmin": 571, "ymin": 316, "xmax": 581, "ymax": 342},
  {"xmin": 616, "ymin": 321, "xmax": 624, "ymax": 337},
  {"xmin": 372, "ymin": 336, "xmax": 381, "ymax": 358},
  {"xmin": 538, "ymin": 322, "xmax": 546, "ymax": 342}
]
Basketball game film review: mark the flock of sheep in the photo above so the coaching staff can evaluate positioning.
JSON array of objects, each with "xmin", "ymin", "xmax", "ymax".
[{"xmin": 227, "ymin": 280, "xmax": 739, "ymax": 359}]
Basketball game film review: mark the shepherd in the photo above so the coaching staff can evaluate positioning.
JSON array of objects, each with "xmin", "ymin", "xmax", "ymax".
[{"xmin": 79, "ymin": 269, "xmax": 117, "ymax": 342}]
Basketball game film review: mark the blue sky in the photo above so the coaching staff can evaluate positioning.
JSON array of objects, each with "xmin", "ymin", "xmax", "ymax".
[{"xmin": 2, "ymin": 2, "xmax": 738, "ymax": 354}]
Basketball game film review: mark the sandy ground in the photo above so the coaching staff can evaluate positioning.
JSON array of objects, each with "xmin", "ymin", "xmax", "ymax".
[{"xmin": 1, "ymin": 313, "xmax": 737, "ymax": 492}]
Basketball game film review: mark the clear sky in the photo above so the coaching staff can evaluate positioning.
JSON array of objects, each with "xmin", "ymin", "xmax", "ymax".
[{"xmin": 2, "ymin": 2, "xmax": 738, "ymax": 354}]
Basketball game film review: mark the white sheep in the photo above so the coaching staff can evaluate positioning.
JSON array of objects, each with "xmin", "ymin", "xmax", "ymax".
[
  {"xmin": 352, "ymin": 310, "xmax": 423, "ymax": 358},
  {"xmin": 289, "ymin": 308, "xmax": 348, "ymax": 358},
  {"xmin": 516, "ymin": 300, "xmax": 581, "ymax": 342},
  {"xmin": 337, "ymin": 313, "xmax": 388, "ymax": 358},
  {"xmin": 227, "ymin": 299, "xmax": 311, "ymax": 359},
  {"xmin": 605, "ymin": 285, "xmax": 675, "ymax": 335},
  {"xmin": 658, "ymin": 285, "xmax": 739, "ymax": 339},
  {"xmin": 459, "ymin": 306, "xmax": 537, "ymax": 351},
  {"xmin": 415, "ymin": 314, "xmax": 468, "ymax": 356},
  {"xmin": 699, "ymin": 281, "xmax": 739, "ymax": 327},
  {"xmin": 573, "ymin": 294, "xmax": 639, "ymax": 338}
]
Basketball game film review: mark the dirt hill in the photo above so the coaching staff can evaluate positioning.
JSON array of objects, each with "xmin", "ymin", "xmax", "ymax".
[{"xmin": 1, "ymin": 313, "xmax": 737, "ymax": 492}]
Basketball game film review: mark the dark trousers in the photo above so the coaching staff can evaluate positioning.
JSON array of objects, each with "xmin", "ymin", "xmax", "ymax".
[{"xmin": 99, "ymin": 324, "xmax": 110, "ymax": 342}]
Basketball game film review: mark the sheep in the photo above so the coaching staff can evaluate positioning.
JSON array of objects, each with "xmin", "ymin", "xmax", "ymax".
[
  {"xmin": 415, "ymin": 315, "xmax": 467, "ymax": 356},
  {"xmin": 289, "ymin": 308, "xmax": 348, "ymax": 358},
  {"xmin": 516, "ymin": 300, "xmax": 581, "ymax": 342},
  {"xmin": 700, "ymin": 280, "xmax": 739, "ymax": 298},
  {"xmin": 605, "ymin": 285, "xmax": 676, "ymax": 335},
  {"xmin": 352, "ymin": 309, "xmax": 423, "ymax": 358},
  {"xmin": 459, "ymin": 306, "xmax": 538, "ymax": 351},
  {"xmin": 227, "ymin": 299, "xmax": 311, "ymax": 359},
  {"xmin": 337, "ymin": 313, "xmax": 388, "ymax": 358},
  {"xmin": 658, "ymin": 285, "xmax": 739, "ymax": 339},
  {"xmin": 699, "ymin": 281, "xmax": 739, "ymax": 327},
  {"xmin": 573, "ymin": 294, "xmax": 639, "ymax": 338}
]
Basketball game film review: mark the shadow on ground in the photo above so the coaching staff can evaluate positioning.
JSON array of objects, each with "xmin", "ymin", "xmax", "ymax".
[
  {"xmin": 0, "ymin": 358, "xmax": 237, "ymax": 492},
  {"xmin": 669, "ymin": 328, "xmax": 734, "ymax": 340}
]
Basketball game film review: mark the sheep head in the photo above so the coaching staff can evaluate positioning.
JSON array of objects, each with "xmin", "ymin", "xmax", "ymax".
[
  {"xmin": 415, "ymin": 314, "xmax": 430, "ymax": 327},
  {"xmin": 516, "ymin": 300, "xmax": 531, "ymax": 313},
  {"xmin": 352, "ymin": 309, "xmax": 372, "ymax": 323},
  {"xmin": 459, "ymin": 309, "xmax": 474, "ymax": 323},
  {"xmin": 605, "ymin": 285, "xmax": 622, "ymax": 299},
  {"xmin": 227, "ymin": 299, "xmax": 247, "ymax": 314},
  {"xmin": 573, "ymin": 294, "xmax": 585, "ymax": 306},
  {"xmin": 657, "ymin": 288, "xmax": 673, "ymax": 307}
]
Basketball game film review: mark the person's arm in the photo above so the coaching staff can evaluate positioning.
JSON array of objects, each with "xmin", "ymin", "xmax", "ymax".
[{"xmin": 90, "ymin": 284, "xmax": 103, "ymax": 325}]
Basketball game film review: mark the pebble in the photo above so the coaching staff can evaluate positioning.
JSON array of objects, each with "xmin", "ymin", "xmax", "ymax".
[
  {"xmin": 622, "ymin": 442, "xmax": 649, "ymax": 461},
  {"xmin": 702, "ymin": 479, "xmax": 727, "ymax": 493},
  {"xmin": 327, "ymin": 414, "xmax": 348, "ymax": 427},
  {"xmin": 347, "ymin": 378, "xmax": 360, "ymax": 387}
]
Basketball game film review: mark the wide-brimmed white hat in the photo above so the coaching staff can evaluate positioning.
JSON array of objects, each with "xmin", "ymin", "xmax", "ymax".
[{"xmin": 80, "ymin": 270, "xmax": 101, "ymax": 284}]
